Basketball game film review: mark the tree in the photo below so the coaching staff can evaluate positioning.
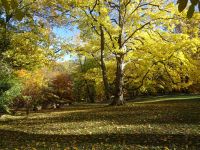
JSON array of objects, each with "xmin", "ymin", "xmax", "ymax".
[
  {"xmin": 63, "ymin": 3, "xmax": 112, "ymax": 102},
  {"xmin": 14, "ymin": 69, "xmax": 48, "ymax": 115},
  {"xmin": 3, "ymin": 29, "xmax": 55, "ymax": 70},
  {"xmin": 49, "ymin": 72, "xmax": 73, "ymax": 103},
  {"xmin": 65, "ymin": 0, "xmax": 200, "ymax": 105},
  {"xmin": 72, "ymin": 0, "xmax": 177, "ymax": 105}
]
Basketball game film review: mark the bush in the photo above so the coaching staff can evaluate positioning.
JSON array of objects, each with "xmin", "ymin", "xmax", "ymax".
[{"xmin": 0, "ymin": 62, "xmax": 21, "ymax": 114}]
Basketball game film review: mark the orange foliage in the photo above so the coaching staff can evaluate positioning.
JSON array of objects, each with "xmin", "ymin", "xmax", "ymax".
[{"xmin": 51, "ymin": 73, "xmax": 73, "ymax": 100}]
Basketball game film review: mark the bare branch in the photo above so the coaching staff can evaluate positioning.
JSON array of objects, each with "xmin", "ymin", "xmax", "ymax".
[{"xmin": 122, "ymin": 21, "xmax": 151, "ymax": 46}]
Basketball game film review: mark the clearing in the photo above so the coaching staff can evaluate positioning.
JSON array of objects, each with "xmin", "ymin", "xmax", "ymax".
[{"xmin": 0, "ymin": 95, "xmax": 200, "ymax": 149}]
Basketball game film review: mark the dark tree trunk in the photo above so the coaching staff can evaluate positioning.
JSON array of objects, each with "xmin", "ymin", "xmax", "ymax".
[
  {"xmin": 111, "ymin": 55, "xmax": 125, "ymax": 105},
  {"xmin": 88, "ymin": 81, "xmax": 96, "ymax": 103},
  {"xmin": 85, "ymin": 80, "xmax": 95, "ymax": 103},
  {"xmin": 100, "ymin": 25, "xmax": 110, "ymax": 101},
  {"xmin": 26, "ymin": 101, "xmax": 30, "ymax": 116}
]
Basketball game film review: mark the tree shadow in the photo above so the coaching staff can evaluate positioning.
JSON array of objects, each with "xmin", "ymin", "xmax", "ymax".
[
  {"xmin": 0, "ymin": 99, "xmax": 199, "ymax": 148},
  {"xmin": 4, "ymin": 99, "xmax": 198, "ymax": 126},
  {"xmin": 0, "ymin": 129, "xmax": 199, "ymax": 149}
]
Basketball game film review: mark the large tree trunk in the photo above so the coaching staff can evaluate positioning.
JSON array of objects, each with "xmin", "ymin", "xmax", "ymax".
[
  {"xmin": 111, "ymin": 55, "xmax": 125, "ymax": 105},
  {"xmin": 100, "ymin": 25, "xmax": 110, "ymax": 101}
]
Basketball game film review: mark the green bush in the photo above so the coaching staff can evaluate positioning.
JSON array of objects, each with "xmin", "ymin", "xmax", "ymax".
[{"xmin": 0, "ymin": 62, "xmax": 21, "ymax": 114}]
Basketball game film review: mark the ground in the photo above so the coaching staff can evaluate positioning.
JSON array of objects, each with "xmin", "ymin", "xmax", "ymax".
[{"xmin": 0, "ymin": 95, "xmax": 200, "ymax": 149}]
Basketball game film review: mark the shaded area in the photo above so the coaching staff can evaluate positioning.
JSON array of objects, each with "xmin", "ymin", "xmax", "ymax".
[
  {"xmin": 0, "ymin": 129, "xmax": 200, "ymax": 149},
  {"xmin": 1, "ymin": 99, "xmax": 199, "ymax": 126},
  {"xmin": 0, "ymin": 98, "xmax": 200, "ymax": 149}
]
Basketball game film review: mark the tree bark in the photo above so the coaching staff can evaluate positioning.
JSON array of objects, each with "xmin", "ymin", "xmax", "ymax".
[
  {"xmin": 111, "ymin": 55, "xmax": 125, "ymax": 105},
  {"xmin": 110, "ymin": 1, "xmax": 125, "ymax": 105},
  {"xmin": 100, "ymin": 25, "xmax": 110, "ymax": 101}
]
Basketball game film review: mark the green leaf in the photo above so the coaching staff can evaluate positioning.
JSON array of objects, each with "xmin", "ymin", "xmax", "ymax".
[
  {"xmin": 178, "ymin": 0, "xmax": 188, "ymax": 12},
  {"xmin": 1, "ymin": 0, "xmax": 10, "ymax": 13},
  {"xmin": 14, "ymin": 9, "xmax": 25, "ymax": 21},
  {"xmin": 10, "ymin": 0, "xmax": 19, "ymax": 10},
  {"xmin": 187, "ymin": 4, "xmax": 195, "ymax": 18}
]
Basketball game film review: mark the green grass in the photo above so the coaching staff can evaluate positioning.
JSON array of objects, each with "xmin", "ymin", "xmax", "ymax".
[{"xmin": 0, "ymin": 96, "xmax": 200, "ymax": 149}]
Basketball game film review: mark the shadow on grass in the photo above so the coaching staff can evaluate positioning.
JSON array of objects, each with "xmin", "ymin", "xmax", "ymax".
[
  {"xmin": 0, "ymin": 129, "xmax": 200, "ymax": 149},
  {"xmin": 0, "ymin": 99, "xmax": 200, "ymax": 149},
  {"xmin": 2, "ymin": 99, "xmax": 198, "ymax": 126}
]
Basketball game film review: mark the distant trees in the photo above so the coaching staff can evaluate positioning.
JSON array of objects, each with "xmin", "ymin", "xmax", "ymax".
[
  {"xmin": 42, "ymin": 71, "xmax": 73, "ymax": 108},
  {"xmin": 13, "ymin": 69, "xmax": 47, "ymax": 114},
  {"xmin": 0, "ymin": 0, "xmax": 71, "ymax": 114},
  {"xmin": 12, "ymin": 63, "xmax": 74, "ymax": 115},
  {"xmin": 51, "ymin": 73, "xmax": 73, "ymax": 101},
  {"xmin": 72, "ymin": 57, "xmax": 98, "ymax": 103}
]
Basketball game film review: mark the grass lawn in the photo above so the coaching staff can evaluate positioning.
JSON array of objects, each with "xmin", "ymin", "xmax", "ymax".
[{"xmin": 0, "ymin": 95, "xmax": 200, "ymax": 149}]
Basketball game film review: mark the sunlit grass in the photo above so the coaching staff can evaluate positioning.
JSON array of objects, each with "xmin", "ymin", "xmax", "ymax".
[{"xmin": 132, "ymin": 95, "xmax": 200, "ymax": 104}]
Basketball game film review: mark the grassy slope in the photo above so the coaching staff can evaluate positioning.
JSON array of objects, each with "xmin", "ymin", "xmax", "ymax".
[{"xmin": 0, "ymin": 96, "xmax": 200, "ymax": 149}]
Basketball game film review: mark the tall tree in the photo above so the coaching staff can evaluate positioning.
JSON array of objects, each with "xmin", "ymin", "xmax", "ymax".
[
  {"xmin": 62, "ymin": 0, "xmax": 177, "ymax": 105},
  {"xmin": 96, "ymin": 0, "xmax": 176, "ymax": 105}
]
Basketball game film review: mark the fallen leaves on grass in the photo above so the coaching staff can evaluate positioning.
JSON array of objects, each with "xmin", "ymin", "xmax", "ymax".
[{"xmin": 0, "ymin": 98, "xmax": 200, "ymax": 149}]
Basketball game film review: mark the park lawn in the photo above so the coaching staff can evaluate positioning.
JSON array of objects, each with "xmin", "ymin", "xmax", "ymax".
[{"xmin": 0, "ymin": 96, "xmax": 200, "ymax": 149}]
